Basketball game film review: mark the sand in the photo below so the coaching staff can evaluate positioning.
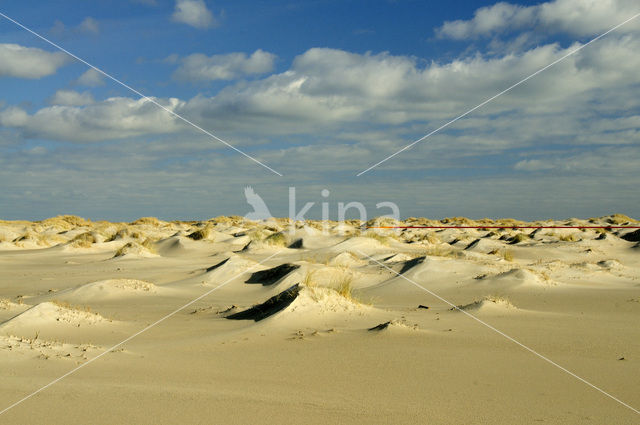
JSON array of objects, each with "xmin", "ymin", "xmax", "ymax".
[{"xmin": 0, "ymin": 214, "xmax": 639, "ymax": 424}]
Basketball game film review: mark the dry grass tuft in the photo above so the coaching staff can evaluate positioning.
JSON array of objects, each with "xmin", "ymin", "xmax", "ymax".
[
  {"xmin": 114, "ymin": 242, "xmax": 135, "ymax": 257},
  {"xmin": 361, "ymin": 231, "xmax": 391, "ymax": 245},
  {"xmin": 607, "ymin": 214, "xmax": 637, "ymax": 225},
  {"xmin": 70, "ymin": 232, "xmax": 96, "ymax": 248},
  {"xmin": 264, "ymin": 232, "xmax": 287, "ymax": 246},
  {"xmin": 141, "ymin": 238, "xmax": 157, "ymax": 253},
  {"xmin": 40, "ymin": 215, "xmax": 91, "ymax": 229},
  {"xmin": 130, "ymin": 217, "xmax": 162, "ymax": 227},
  {"xmin": 301, "ymin": 270, "xmax": 317, "ymax": 288},
  {"xmin": 187, "ymin": 225, "xmax": 212, "ymax": 241},
  {"xmin": 509, "ymin": 233, "xmax": 529, "ymax": 244},
  {"xmin": 559, "ymin": 233, "xmax": 580, "ymax": 242},
  {"xmin": 51, "ymin": 299, "xmax": 92, "ymax": 313},
  {"xmin": 331, "ymin": 273, "xmax": 354, "ymax": 300},
  {"xmin": 247, "ymin": 228, "xmax": 270, "ymax": 242},
  {"xmin": 106, "ymin": 227, "xmax": 145, "ymax": 242},
  {"xmin": 420, "ymin": 232, "xmax": 440, "ymax": 244},
  {"xmin": 488, "ymin": 249, "xmax": 514, "ymax": 261},
  {"xmin": 422, "ymin": 245, "xmax": 464, "ymax": 258}
]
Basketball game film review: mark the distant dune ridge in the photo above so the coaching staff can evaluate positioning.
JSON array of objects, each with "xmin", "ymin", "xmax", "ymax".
[{"xmin": 0, "ymin": 214, "xmax": 639, "ymax": 423}]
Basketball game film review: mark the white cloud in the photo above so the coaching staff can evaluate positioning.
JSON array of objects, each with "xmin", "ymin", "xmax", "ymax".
[
  {"xmin": 0, "ymin": 107, "xmax": 28, "ymax": 127},
  {"xmin": 48, "ymin": 90, "xmax": 95, "ymax": 106},
  {"xmin": 172, "ymin": 0, "xmax": 217, "ymax": 29},
  {"xmin": 3, "ymin": 36, "xmax": 640, "ymax": 152},
  {"xmin": 0, "ymin": 44, "xmax": 70, "ymax": 79},
  {"xmin": 436, "ymin": 0, "xmax": 640, "ymax": 40},
  {"xmin": 514, "ymin": 147, "xmax": 640, "ymax": 173},
  {"xmin": 437, "ymin": 2, "xmax": 535, "ymax": 40},
  {"xmin": 50, "ymin": 20, "xmax": 66, "ymax": 37},
  {"xmin": 173, "ymin": 49, "xmax": 276, "ymax": 82},
  {"xmin": 78, "ymin": 17, "xmax": 100, "ymax": 34},
  {"xmin": 75, "ymin": 69, "xmax": 105, "ymax": 87},
  {"xmin": 1, "ymin": 97, "xmax": 186, "ymax": 142},
  {"xmin": 513, "ymin": 159, "xmax": 554, "ymax": 171},
  {"xmin": 50, "ymin": 17, "xmax": 100, "ymax": 37}
]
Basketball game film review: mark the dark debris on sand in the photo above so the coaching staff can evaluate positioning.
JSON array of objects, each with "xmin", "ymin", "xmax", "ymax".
[{"xmin": 226, "ymin": 284, "xmax": 301, "ymax": 322}]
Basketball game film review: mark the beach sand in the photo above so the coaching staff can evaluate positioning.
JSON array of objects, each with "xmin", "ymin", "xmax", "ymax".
[{"xmin": 0, "ymin": 215, "xmax": 639, "ymax": 424}]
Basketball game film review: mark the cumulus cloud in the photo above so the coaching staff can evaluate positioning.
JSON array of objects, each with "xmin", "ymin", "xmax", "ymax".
[
  {"xmin": 3, "ymin": 36, "xmax": 640, "ymax": 153},
  {"xmin": 48, "ymin": 90, "xmax": 95, "ymax": 106},
  {"xmin": 172, "ymin": 0, "xmax": 217, "ymax": 29},
  {"xmin": 75, "ymin": 69, "xmax": 105, "ymax": 87},
  {"xmin": 0, "ymin": 107, "xmax": 28, "ymax": 127},
  {"xmin": 1, "ymin": 97, "xmax": 186, "ymax": 142},
  {"xmin": 436, "ymin": 0, "xmax": 640, "ymax": 40},
  {"xmin": 0, "ymin": 44, "xmax": 70, "ymax": 79},
  {"xmin": 173, "ymin": 49, "xmax": 276, "ymax": 82},
  {"xmin": 176, "ymin": 39, "xmax": 640, "ymax": 135},
  {"xmin": 78, "ymin": 17, "xmax": 100, "ymax": 34}
]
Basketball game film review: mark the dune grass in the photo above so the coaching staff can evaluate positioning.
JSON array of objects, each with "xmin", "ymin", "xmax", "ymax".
[
  {"xmin": 70, "ymin": 232, "xmax": 96, "ymax": 248},
  {"xmin": 264, "ymin": 231, "xmax": 287, "ymax": 246},
  {"xmin": 187, "ymin": 225, "xmax": 212, "ymax": 241},
  {"xmin": 559, "ymin": 233, "xmax": 580, "ymax": 242},
  {"xmin": 130, "ymin": 217, "xmax": 162, "ymax": 227},
  {"xmin": 508, "ymin": 233, "xmax": 529, "ymax": 244},
  {"xmin": 301, "ymin": 270, "xmax": 317, "ymax": 288},
  {"xmin": 331, "ymin": 273, "xmax": 354, "ymax": 300},
  {"xmin": 141, "ymin": 238, "xmax": 157, "ymax": 252},
  {"xmin": 51, "ymin": 299, "xmax": 92, "ymax": 313},
  {"xmin": 361, "ymin": 231, "xmax": 391, "ymax": 245},
  {"xmin": 113, "ymin": 239, "xmax": 156, "ymax": 257},
  {"xmin": 488, "ymin": 248, "xmax": 514, "ymax": 261}
]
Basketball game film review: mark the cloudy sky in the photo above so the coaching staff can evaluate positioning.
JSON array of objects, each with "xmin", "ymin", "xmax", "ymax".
[{"xmin": 1, "ymin": 0, "xmax": 639, "ymax": 221}]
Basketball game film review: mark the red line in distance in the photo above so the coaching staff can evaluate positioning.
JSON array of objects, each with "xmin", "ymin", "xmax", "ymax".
[{"xmin": 366, "ymin": 226, "xmax": 640, "ymax": 229}]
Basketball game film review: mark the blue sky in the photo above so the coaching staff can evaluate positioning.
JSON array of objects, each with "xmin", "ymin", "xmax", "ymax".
[{"xmin": 1, "ymin": 0, "xmax": 639, "ymax": 221}]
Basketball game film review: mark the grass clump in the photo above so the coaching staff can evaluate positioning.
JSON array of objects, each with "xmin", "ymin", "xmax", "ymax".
[
  {"xmin": 114, "ymin": 243, "xmax": 132, "ymax": 257},
  {"xmin": 488, "ymin": 249, "xmax": 513, "ymax": 261},
  {"xmin": 508, "ymin": 233, "xmax": 529, "ymax": 244},
  {"xmin": 361, "ymin": 231, "xmax": 390, "ymax": 245},
  {"xmin": 0, "ymin": 298, "xmax": 15, "ymax": 309},
  {"xmin": 420, "ymin": 232, "xmax": 440, "ymax": 244},
  {"xmin": 559, "ymin": 233, "xmax": 579, "ymax": 242},
  {"xmin": 106, "ymin": 227, "xmax": 145, "ymax": 242},
  {"xmin": 331, "ymin": 274, "xmax": 354, "ymax": 300},
  {"xmin": 130, "ymin": 217, "xmax": 162, "ymax": 227},
  {"xmin": 422, "ymin": 245, "xmax": 463, "ymax": 258},
  {"xmin": 51, "ymin": 299, "xmax": 92, "ymax": 313},
  {"xmin": 264, "ymin": 232, "xmax": 287, "ymax": 246},
  {"xmin": 607, "ymin": 214, "xmax": 637, "ymax": 225},
  {"xmin": 70, "ymin": 232, "xmax": 96, "ymax": 248},
  {"xmin": 113, "ymin": 239, "xmax": 156, "ymax": 257},
  {"xmin": 247, "ymin": 228, "xmax": 270, "ymax": 242},
  {"xmin": 141, "ymin": 238, "xmax": 156, "ymax": 252},
  {"xmin": 187, "ymin": 225, "xmax": 212, "ymax": 241},
  {"xmin": 301, "ymin": 270, "xmax": 317, "ymax": 288}
]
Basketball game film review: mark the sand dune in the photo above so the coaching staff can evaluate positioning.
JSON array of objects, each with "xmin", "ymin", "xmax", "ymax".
[
  {"xmin": 0, "ymin": 301, "xmax": 112, "ymax": 335},
  {"xmin": 0, "ymin": 215, "xmax": 638, "ymax": 424},
  {"xmin": 454, "ymin": 296, "xmax": 518, "ymax": 313},
  {"xmin": 59, "ymin": 279, "xmax": 161, "ymax": 302}
]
